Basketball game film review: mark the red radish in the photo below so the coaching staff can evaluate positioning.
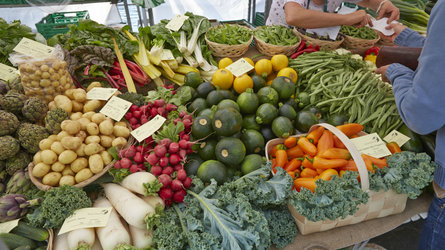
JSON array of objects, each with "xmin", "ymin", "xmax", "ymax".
[
  {"xmin": 169, "ymin": 154, "xmax": 181, "ymax": 165},
  {"xmin": 145, "ymin": 153, "xmax": 158, "ymax": 165},
  {"xmin": 125, "ymin": 112, "xmax": 133, "ymax": 120},
  {"xmin": 137, "ymin": 164, "xmax": 145, "ymax": 171},
  {"xmin": 144, "ymin": 137, "xmax": 153, "ymax": 145},
  {"xmin": 186, "ymin": 148, "xmax": 194, "ymax": 154},
  {"xmin": 150, "ymin": 166, "xmax": 162, "ymax": 176},
  {"xmin": 171, "ymin": 90, "xmax": 176, "ymax": 95},
  {"xmin": 179, "ymin": 149, "xmax": 187, "ymax": 159},
  {"xmin": 177, "ymin": 169, "xmax": 187, "ymax": 181},
  {"xmin": 179, "ymin": 110, "xmax": 187, "ymax": 118},
  {"xmin": 179, "ymin": 140, "xmax": 188, "ymax": 149},
  {"xmin": 129, "ymin": 117, "xmax": 138, "ymax": 126},
  {"xmin": 169, "ymin": 142, "xmax": 179, "ymax": 153},
  {"xmin": 150, "ymin": 108, "xmax": 158, "ymax": 117},
  {"xmin": 157, "ymin": 107, "xmax": 167, "ymax": 117},
  {"xmin": 174, "ymin": 118, "xmax": 182, "ymax": 124},
  {"xmin": 159, "ymin": 188, "xmax": 173, "ymax": 200},
  {"xmin": 183, "ymin": 177, "xmax": 192, "ymax": 188},
  {"xmin": 133, "ymin": 152, "xmax": 144, "ymax": 163},
  {"xmin": 130, "ymin": 164, "xmax": 139, "ymax": 173},
  {"xmin": 172, "ymin": 189, "xmax": 186, "ymax": 203},
  {"xmin": 136, "ymin": 145, "xmax": 144, "ymax": 153},
  {"xmin": 133, "ymin": 110, "xmax": 142, "ymax": 119},
  {"xmin": 174, "ymin": 165, "xmax": 184, "ymax": 171},
  {"xmin": 130, "ymin": 105, "xmax": 139, "ymax": 112},
  {"xmin": 154, "ymin": 99, "xmax": 165, "ymax": 107},
  {"xmin": 140, "ymin": 105, "xmax": 149, "ymax": 114},
  {"xmin": 160, "ymin": 138, "xmax": 172, "ymax": 147},
  {"xmin": 134, "ymin": 124, "xmax": 141, "ymax": 129},
  {"xmin": 158, "ymin": 174, "xmax": 172, "ymax": 187},
  {"xmin": 166, "ymin": 103, "xmax": 177, "ymax": 111},
  {"xmin": 120, "ymin": 158, "xmax": 132, "ymax": 169},
  {"xmin": 154, "ymin": 145, "xmax": 167, "ymax": 157},
  {"xmin": 171, "ymin": 179, "xmax": 183, "ymax": 191},
  {"xmin": 182, "ymin": 119, "xmax": 192, "ymax": 129},
  {"xmin": 184, "ymin": 114, "xmax": 193, "ymax": 121},
  {"xmin": 159, "ymin": 157, "xmax": 169, "ymax": 168},
  {"xmin": 114, "ymin": 160, "xmax": 122, "ymax": 170},
  {"xmin": 124, "ymin": 146, "xmax": 137, "ymax": 158},
  {"xmin": 162, "ymin": 166, "xmax": 174, "ymax": 175},
  {"xmin": 181, "ymin": 134, "xmax": 190, "ymax": 141},
  {"xmin": 141, "ymin": 117, "xmax": 149, "ymax": 124}
]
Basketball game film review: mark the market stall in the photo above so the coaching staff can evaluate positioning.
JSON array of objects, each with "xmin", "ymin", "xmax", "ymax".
[{"xmin": 0, "ymin": 2, "xmax": 436, "ymax": 249}]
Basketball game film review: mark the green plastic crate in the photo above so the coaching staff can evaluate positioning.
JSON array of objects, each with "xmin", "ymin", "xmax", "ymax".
[
  {"xmin": 254, "ymin": 12, "xmax": 265, "ymax": 27},
  {"xmin": 36, "ymin": 10, "xmax": 89, "ymax": 39}
]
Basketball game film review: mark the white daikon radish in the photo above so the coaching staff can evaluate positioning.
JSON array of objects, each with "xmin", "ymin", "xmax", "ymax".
[
  {"xmin": 54, "ymin": 232, "xmax": 69, "ymax": 250},
  {"xmin": 121, "ymin": 172, "xmax": 161, "ymax": 196},
  {"xmin": 103, "ymin": 183, "xmax": 158, "ymax": 229},
  {"xmin": 67, "ymin": 228, "xmax": 95, "ymax": 250},
  {"xmin": 140, "ymin": 195, "xmax": 165, "ymax": 213},
  {"xmin": 94, "ymin": 197, "xmax": 132, "ymax": 250},
  {"xmin": 129, "ymin": 225, "xmax": 153, "ymax": 249}
]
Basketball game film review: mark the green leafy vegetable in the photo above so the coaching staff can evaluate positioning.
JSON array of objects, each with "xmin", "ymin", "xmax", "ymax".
[
  {"xmin": 254, "ymin": 25, "xmax": 300, "ymax": 46},
  {"xmin": 0, "ymin": 18, "xmax": 36, "ymax": 66},
  {"xmin": 262, "ymin": 206, "xmax": 298, "ymax": 249},
  {"xmin": 206, "ymin": 24, "xmax": 252, "ymax": 45},
  {"xmin": 152, "ymin": 121, "xmax": 185, "ymax": 143}
]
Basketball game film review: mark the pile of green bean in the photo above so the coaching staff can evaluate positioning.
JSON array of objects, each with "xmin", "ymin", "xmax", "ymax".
[
  {"xmin": 206, "ymin": 24, "xmax": 252, "ymax": 45},
  {"xmin": 254, "ymin": 25, "xmax": 300, "ymax": 46},
  {"xmin": 289, "ymin": 51, "xmax": 403, "ymax": 137},
  {"xmin": 340, "ymin": 25, "xmax": 379, "ymax": 40}
]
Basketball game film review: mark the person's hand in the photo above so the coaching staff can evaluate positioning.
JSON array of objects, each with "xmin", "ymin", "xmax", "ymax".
[
  {"xmin": 345, "ymin": 10, "xmax": 373, "ymax": 28},
  {"xmin": 381, "ymin": 23, "xmax": 408, "ymax": 42},
  {"xmin": 375, "ymin": 65, "xmax": 390, "ymax": 83},
  {"xmin": 377, "ymin": 1, "xmax": 400, "ymax": 23}
]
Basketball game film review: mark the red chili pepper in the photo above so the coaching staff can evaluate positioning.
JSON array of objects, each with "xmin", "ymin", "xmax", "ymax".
[
  {"xmin": 297, "ymin": 40, "xmax": 307, "ymax": 52},
  {"xmin": 314, "ymin": 45, "xmax": 320, "ymax": 51},
  {"xmin": 291, "ymin": 48, "xmax": 318, "ymax": 59},
  {"xmin": 306, "ymin": 44, "xmax": 313, "ymax": 49}
]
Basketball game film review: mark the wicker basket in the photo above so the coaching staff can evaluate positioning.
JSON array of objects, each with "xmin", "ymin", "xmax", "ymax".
[
  {"xmin": 46, "ymin": 229, "xmax": 54, "ymax": 250},
  {"xmin": 205, "ymin": 25, "xmax": 253, "ymax": 58},
  {"xmin": 265, "ymin": 123, "xmax": 408, "ymax": 235},
  {"xmin": 342, "ymin": 32, "xmax": 380, "ymax": 55},
  {"xmin": 253, "ymin": 27, "xmax": 300, "ymax": 56},
  {"xmin": 293, "ymin": 28, "xmax": 344, "ymax": 51}
]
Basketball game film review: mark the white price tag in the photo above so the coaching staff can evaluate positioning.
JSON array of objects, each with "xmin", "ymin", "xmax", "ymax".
[
  {"xmin": 160, "ymin": 49, "xmax": 175, "ymax": 60},
  {"xmin": 383, "ymin": 129, "xmax": 411, "ymax": 147},
  {"xmin": 165, "ymin": 15, "xmax": 189, "ymax": 31},
  {"xmin": 100, "ymin": 96, "xmax": 132, "ymax": 122},
  {"xmin": 306, "ymin": 26, "xmax": 341, "ymax": 41},
  {"xmin": 87, "ymin": 87, "xmax": 118, "ymax": 101},
  {"xmin": 0, "ymin": 63, "xmax": 19, "ymax": 82},
  {"xmin": 13, "ymin": 38, "xmax": 54, "ymax": 58},
  {"xmin": 368, "ymin": 17, "xmax": 399, "ymax": 36},
  {"xmin": 58, "ymin": 207, "xmax": 112, "ymax": 235},
  {"xmin": 225, "ymin": 58, "xmax": 254, "ymax": 77},
  {"xmin": 351, "ymin": 133, "xmax": 392, "ymax": 158},
  {"xmin": 131, "ymin": 115, "xmax": 167, "ymax": 142},
  {"xmin": 0, "ymin": 219, "xmax": 20, "ymax": 234}
]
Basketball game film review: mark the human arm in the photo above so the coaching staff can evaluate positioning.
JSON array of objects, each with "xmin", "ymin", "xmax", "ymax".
[{"xmin": 356, "ymin": 0, "xmax": 400, "ymax": 22}]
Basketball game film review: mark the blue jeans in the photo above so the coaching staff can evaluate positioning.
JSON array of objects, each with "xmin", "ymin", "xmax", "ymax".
[{"xmin": 418, "ymin": 195, "xmax": 445, "ymax": 250}]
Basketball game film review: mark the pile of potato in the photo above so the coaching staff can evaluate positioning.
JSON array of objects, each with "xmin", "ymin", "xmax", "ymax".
[{"xmin": 32, "ymin": 112, "xmax": 131, "ymax": 187}]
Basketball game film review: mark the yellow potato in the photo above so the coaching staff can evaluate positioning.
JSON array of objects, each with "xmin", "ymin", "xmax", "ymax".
[
  {"xmin": 72, "ymin": 101, "xmax": 83, "ymax": 112},
  {"xmin": 113, "ymin": 126, "xmax": 130, "ymax": 138},
  {"xmin": 39, "ymin": 138, "xmax": 54, "ymax": 151},
  {"xmin": 82, "ymin": 112, "xmax": 95, "ymax": 120},
  {"xmin": 54, "ymin": 95, "xmax": 73, "ymax": 114},
  {"xmin": 61, "ymin": 120, "xmax": 81, "ymax": 135},
  {"xmin": 83, "ymin": 100, "xmax": 102, "ymax": 113},
  {"xmin": 70, "ymin": 112, "xmax": 83, "ymax": 121},
  {"xmin": 75, "ymin": 168, "xmax": 93, "ymax": 183},
  {"xmin": 42, "ymin": 172, "xmax": 62, "ymax": 186},
  {"xmin": 87, "ymin": 81, "xmax": 101, "ymax": 92},
  {"xmin": 91, "ymin": 113, "xmax": 106, "ymax": 124},
  {"xmin": 76, "ymin": 144, "xmax": 86, "ymax": 157},
  {"xmin": 112, "ymin": 137, "xmax": 127, "ymax": 148},
  {"xmin": 48, "ymin": 101, "xmax": 56, "ymax": 111},
  {"xmin": 41, "ymin": 150, "xmax": 58, "ymax": 165},
  {"xmin": 57, "ymin": 131, "xmax": 69, "ymax": 141},
  {"xmin": 48, "ymin": 135, "xmax": 58, "ymax": 141},
  {"xmin": 100, "ymin": 136, "xmax": 113, "ymax": 148},
  {"xmin": 73, "ymin": 89, "xmax": 87, "ymax": 103},
  {"xmin": 84, "ymin": 143, "xmax": 103, "ymax": 156},
  {"xmin": 100, "ymin": 151, "xmax": 113, "ymax": 165},
  {"xmin": 51, "ymin": 162, "xmax": 65, "ymax": 172},
  {"xmin": 61, "ymin": 136, "xmax": 82, "ymax": 150},
  {"xmin": 77, "ymin": 118, "xmax": 90, "ymax": 131},
  {"xmin": 86, "ymin": 122, "xmax": 100, "ymax": 135},
  {"xmin": 114, "ymin": 121, "xmax": 127, "ymax": 127},
  {"xmin": 89, "ymin": 154, "xmax": 104, "ymax": 174},
  {"xmin": 58, "ymin": 150, "xmax": 77, "ymax": 164},
  {"xmin": 99, "ymin": 120, "xmax": 114, "ymax": 136},
  {"xmin": 51, "ymin": 141, "xmax": 65, "ymax": 155},
  {"xmin": 85, "ymin": 136, "xmax": 101, "ymax": 145},
  {"xmin": 75, "ymin": 131, "xmax": 87, "ymax": 142},
  {"xmin": 59, "ymin": 175, "xmax": 76, "ymax": 186},
  {"xmin": 33, "ymin": 151, "xmax": 42, "ymax": 165},
  {"xmin": 70, "ymin": 157, "xmax": 88, "ymax": 173},
  {"xmin": 32, "ymin": 163, "xmax": 50, "ymax": 178},
  {"xmin": 64, "ymin": 89, "xmax": 75, "ymax": 100},
  {"xmin": 62, "ymin": 166, "xmax": 75, "ymax": 176}
]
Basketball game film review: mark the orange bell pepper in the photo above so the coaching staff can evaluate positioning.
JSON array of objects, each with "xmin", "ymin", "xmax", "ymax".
[
  {"xmin": 362, "ymin": 154, "xmax": 387, "ymax": 168},
  {"xmin": 313, "ymin": 156, "xmax": 348, "ymax": 169},
  {"xmin": 318, "ymin": 169, "xmax": 339, "ymax": 181},
  {"xmin": 284, "ymin": 137, "xmax": 298, "ymax": 148},
  {"xmin": 336, "ymin": 123, "xmax": 364, "ymax": 137},
  {"xmin": 349, "ymin": 134, "xmax": 360, "ymax": 139},
  {"xmin": 269, "ymin": 144, "xmax": 286, "ymax": 158},
  {"xmin": 275, "ymin": 150, "xmax": 288, "ymax": 168},
  {"xmin": 287, "ymin": 171, "xmax": 296, "ymax": 179},
  {"xmin": 301, "ymin": 155, "xmax": 314, "ymax": 169},
  {"xmin": 284, "ymin": 158, "xmax": 302, "ymax": 172},
  {"xmin": 300, "ymin": 167, "xmax": 318, "ymax": 178},
  {"xmin": 339, "ymin": 170, "xmax": 346, "ymax": 177},
  {"xmin": 363, "ymin": 156, "xmax": 375, "ymax": 173},
  {"xmin": 333, "ymin": 135, "xmax": 347, "ymax": 149},
  {"xmin": 297, "ymin": 137, "xmax": 317, "ymax": 156},
  {"xmin": 387, "ymin": 142, "xmax": 402, "ymax": 154},
  {"xmin": 306, "ymin": 126, "xmax": 325, "ymax": 144},
  {"xmin": 317, "ymin": 130, "xmax": 334, "ymax": 155},
  {"xmin": 287, "ymin": 145, "xmax": 305, "ymax": 159},
  {"xmin": 294, "ymin": 178, "xmax": 316, "ymax": 192},
  {"xmin": 320, "ymin": 148, "xmax": 351, "ymax": 160},
  {"xmin": 340, "ymin": 160, "xmax": 358, "ymax": 171}
]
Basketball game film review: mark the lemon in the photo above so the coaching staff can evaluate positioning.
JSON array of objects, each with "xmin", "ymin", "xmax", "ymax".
[
  {"xmin": 212, "ymin": 69, "xmax": 234, "ymax": 90},
  {"xmin": 254, "ymin": 59, "xmax": 273, "ymax": 78},
  {"xmin": 218, "ymin": 57, "xmax": 233, "ymax": 69},
  {"xmin": 243, "ymin": 57, "xmax": 255, "ymax": 67},
  {"xmin": 271, "ymin": 54, "xmax": 289, "ymax": 72},
  {"xmin": 277, "ymin": 67, "xmax": 298, "ymax": 83},
  {"xmin": 233, "ymin": 74, "xmax": 254, "ymax": 94}
]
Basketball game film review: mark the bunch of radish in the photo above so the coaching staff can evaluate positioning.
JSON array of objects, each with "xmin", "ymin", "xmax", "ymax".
[
  {"xmin": 113, "ymin": 144, "xmax": 149, "ymax": 174},
  {"xmin": 125, "ymin": 100, "xmax": 178, "ymax": 131}
]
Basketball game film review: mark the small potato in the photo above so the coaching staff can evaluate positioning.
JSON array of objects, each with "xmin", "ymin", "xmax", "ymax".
[
  {"xmin": 114, "ymin": 121, "xmax": 127, "ymax": 127},
  {"xmin": 58, "ymin": 150, "xmax": 77, "ymax": 164},
  {"xmin": 75, "ymin": 131, "xmax": 87, "ymax": 142},
  {"xmin": 51, "ymin": 162, "xmax": 65, "ymax": 172},
  {"xmin": 100, "ymin": 151, "xmax": 113, "ymax": 165},
  {"xmin": 54, "ymin": 95, "xmax": 73, "ymax": 114},
  {"xmin": 77, "ymin": 118, "xmax": 90, "ymax": 131},
  {"xmin": 73, "ymin": 89, "xmax": 87, "ymax": 103},
  {"xmin": 99, "ymin": 120, "xmax": 114, "ymax": 136},
  {"xmin": 112, "ymin": 137, "xmax": 127, "ymax": 148},
  {"xmin": 59, "ymin": 175, "xmax": 75, "ymax": 186},
  {"xmin": 84, "ymin": 143, "xmax": 103, "ymax": 156},
  {"xmin": 86, "ymin": 122, "xmax": 100, "ymax": 136},
  {"xmin": 89, "ymin": 154, "xmax": 104, "ymax": 174},
  {"xmin": 113, "ymin": 126, "xmax": 130, "ymax": 138},
  {"xmin": 72, "ymin": 101, "xmax": 83, "ymax": 112},
  {"xmin": 82, "ymin": 111, "xmax": 95, "ymax": 120},
  {"xmin": 70, "ymin": 112, "xmax": 83, "ymax": 121},
  {"xmin": 33, "ymin": 151, "xmax": 42, "ymax": 165},
  {"xmin": 83, "ymin": 100, "xmax": 102, "ymax": 113},
  {"xmin": 48, "ymin": 135, "xmax": 58, "ymax": 141},
  {"xmin": 57, "ymin": 131, "xmax": 70, "ymax": 141},
  {"xmin": 48, "ymin": 101, "xmax": 56, "ymax": 111},
  {"xmin": 62, "ymin": 166, "xmax": 75, "ymax": 176},
  {"xmin": 64, "ymin": 89, "xmax": 75, "ymax": 100},
  {"xmin": 32, "ymin": 163, "xmax": 50, "ymax": 178},
  {"xmin": 91, "ymin": 113, "xmax": 106, "ymax": 125},
  {"xmin": 61, "ymin": 120, "xmax": 81, "ymax": 135},
  {"xmin": 76, "ymin": 144, "xmax": 86, "ymax": 157},
  {"xmin": 75, "ymin": 168, "xmax": 93, "ymax": 183},
  {"xmin": 43, "ymin": 172, "xmax": 62, "ymax": 186},
  {"xmin": 85, "ymin": 135, "xmax": 101, "ymax": 144},
  {"xmin": 87, "ymin": 81, "xmax": 101, "ymax": 92},
  {"xmin": 41, "ymin": 150, "xmax": 58, "ymax": 165},
  {"xmin": 39, "ymin": 138, "xmax": 54, "ymax": 151},
  {"xmin": 51, "ymin": 141, "xmax": 65, "ymax": 155},
  {"xmin": 100, "ymin": 136, "xmax": 113, "ymax": 148},
  {"xmin": 61, "ymin": 136, "xmax": 82, "ymax": 150},
  {"xmin": 70, "ymin": 157, "xmax": 88, "ymax": 173}
]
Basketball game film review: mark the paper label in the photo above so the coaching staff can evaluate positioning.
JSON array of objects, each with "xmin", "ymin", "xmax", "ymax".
[
  {"xmin": 100, "ymin": 96, "xmax": 132, "ymax": 122},
  {"xmin": 383, "ymin": 129, "xmax": 411, "ymax": 147},
  {"xmin": 306, "ymin": 26, "xmax": 341, "ymax": 41},
  {"xmin": 13, "ymin": 38, "xmax": 54, "ymax": 58},
  {"xmin": 351, "ymin": 133, "xmax": 392, "ymax": 158},
  {"xmin": 131, "ymin": 115, "xmax": 167, "ymax": 142},
  {"xmin": 0, "ymin": 63, "xmax": 19, "ymax": 82},
  {"xmin": 368, "ymin": 17, "xmax": 399, "ymax": 36},
  {"xmin": 225, "ymin": 58, "xmax": 254, "ymax": 77},
  {"xmin": 165, "ymin": 15, "xmax": 189, "ymax": 31},
  {"xmin": 87, "ymin": 87, "xmax": 118, "ymax": 101},
  {"xmin": 58, "ymin": 207, "xmax": 112, "ymax": 235},
  {"xmin": 0, "ymin": 219, "xmax": 20, "ymax": 234},
  {"xmin": 160, "ymin": 49, "xmax": 175, "ymax": 60}
]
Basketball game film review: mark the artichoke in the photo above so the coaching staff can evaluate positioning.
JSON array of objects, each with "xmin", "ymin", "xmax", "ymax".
[
  {"xmin": 0, "ymin": 81, "xmax": 7, "ymax": 95},
  {"xmin": 6, "ymin": 170, "xmax": 32, "ymax": 195},
  {"xmin": 22, "ymin": 97, "xmax": 48, "ymax": 123},
  {"xmin": 0, "ymin": 194, "xmax": 40, "ymax": 222},
  {"xmin": 16, "ymin": 123, "xmax": 49, "ymax": 154},
  {"xmin": 0, "ymin": 169, "xmax": 6, "ymax": 183},
  {"xmin": 6, "ymin": 78, "xmax": 24, "ymax": 94},
  {"xmin": 0, "ymin": 161, "xmax": 5, "ymax": 171},
  {"xmin": 0, "ymin": 183, "xmax": 4, "ymax": 194},
  {"xmin": 44, "ymin": 108, "xmax": 69, "ymax": 134},
  {"xmin": 0, "ymin": 91, "xmax": 27, "ymax": 115},
  {"xmin": 5, "ymin": 151, "xmax": 32, "ymax": 175},
  {"xmin": 0, "ymin": 110, "xmax": 19, "ymax": 136},
  {"xmin": 0, "ymin": 136, "xmax": 20, "ymax": 160}
]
